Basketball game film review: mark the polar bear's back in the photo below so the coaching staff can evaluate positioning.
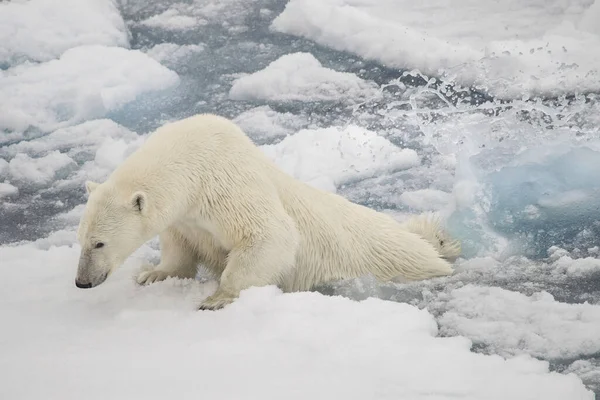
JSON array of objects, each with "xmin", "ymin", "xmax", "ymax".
[{"xmin": 111, "ymin": 113, "xmax": 279, "ymax": 194}]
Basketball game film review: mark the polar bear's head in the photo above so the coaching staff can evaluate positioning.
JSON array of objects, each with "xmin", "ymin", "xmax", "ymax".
[{"xmin": 75, "ymin": 180, "xmax": 152, "ymax": 289}]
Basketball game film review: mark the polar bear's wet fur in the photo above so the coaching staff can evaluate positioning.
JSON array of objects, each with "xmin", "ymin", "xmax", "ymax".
[
  {"xmin": 400, "ymin": 213, "xmax": 461, "ymax": 262},
  {"xmin": 75, "ymin": 114, "xmax": 460, "ymax": 310}
]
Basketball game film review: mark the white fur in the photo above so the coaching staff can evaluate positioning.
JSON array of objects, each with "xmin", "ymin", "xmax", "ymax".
[
  {"xmin": 76, "ymin": 114, "xmax": 460, "ymax": 309},
  {"xmin": 400, "ymin": 213, "xmax": 461, "ymax": 262}
]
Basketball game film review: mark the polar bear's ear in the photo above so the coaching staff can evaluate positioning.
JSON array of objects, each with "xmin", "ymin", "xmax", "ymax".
[
  {"xmin": 85, "ymin": 181, "xmax": 100, "ymax": 194},
  {"xmin": 130, "ymin": 191, "xmax": 147, "ymax": 214}
]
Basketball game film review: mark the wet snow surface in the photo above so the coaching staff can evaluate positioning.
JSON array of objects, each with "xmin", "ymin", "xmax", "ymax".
[{"xmin": 1, "ymin": 0, "xmax": 600, "ymax": 398}]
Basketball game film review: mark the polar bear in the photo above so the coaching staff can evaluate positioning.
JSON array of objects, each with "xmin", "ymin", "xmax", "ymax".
[{"xmin": 75, "ymin": 114, "xmax": 460, "ymax": 310}]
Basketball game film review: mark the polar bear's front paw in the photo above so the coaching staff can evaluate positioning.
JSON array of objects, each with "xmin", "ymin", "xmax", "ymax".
[
  {"xmin": 136, "ymin": 268, "xmax": 171, "ymax": 286},
  {"xmin": 198, "ymin": 290, "xmax": 237, "ymax": 311}
]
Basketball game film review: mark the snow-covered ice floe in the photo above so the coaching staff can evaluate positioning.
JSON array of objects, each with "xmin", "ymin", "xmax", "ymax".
[
  {"xmin": 271, "ymin": 0, "xmax": 600, "ymax": 98},
  {"xmin": 0, "ymin": 0, "xmax": 129, "ymax": 66},
  {"xmin": 233, "ymin": 105, "xmax": 309, "ymax": 141},
  {"xmin": 229, "ymin": 52, "xmax": 381, "ymax": 102},
  {"xmin": 0, "ymin": 45, "xmax": 179, "ymax": 137},
  {"xmin": 262, "ymin": 125, "xmax": 420, "ymax": 192},
  {"xmin": 438, "ymin": 284, "xmax": 600, "ymax": 361},
  {"xmin": 0, "ymin": 240, "xmax": 593, "ymax": 400}
]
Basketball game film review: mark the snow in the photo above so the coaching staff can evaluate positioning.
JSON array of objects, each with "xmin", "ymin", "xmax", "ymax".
[
  {"xmin": 567, "ymin": 361, "xmax": 600, "ymax": 393},
  {"xmin": 139, "ymin": 8, "xmax": 206, "ymax": 31},
  {"xmin": 548, "ymin": 247, "xmax": 600, "ymax": 278},
  {"xmin": 0, "ymin": 182, "xmax": 18, "ymax": 199},
  {"xmin": 1, "ymin": 119, "xmax": 138, "ymax": 159},
  {"xmin": 0, "ymin": 158, "xmax": 8, "ymax": 177},
  {"xmin": 0, "ymin": 242, "xmax": 593, "ymax": 400},
  {"xmin": 144, "ymin": 43, "xmax": 205, "ymax": 67},
  {"xmin": 0, "ymin": 45, "xmax": 179, "ymax": 136},
  {"xmin": 8, "ymin": 151, "xmax": 75, "ymax": 187},
  {"xmin": 438, "ymin": 284, "xmax": 600, "ymax": 360},
  {"xmin": 233, "ymin": 105, "xmax": 309, "ymax": 140},
  {"xmin": 262, "ymin": 125, "xmax": 420, "ymax": 192},
  {"xmin": 271, "ymin": 0, "xmax": 600, "ymax": 98},
  {"xmin": 0, "ymin": 0, "xmax": 129, "ymax": 66},
  {"xmin": 229, "ymin": 52, "xmax": 380, "ymax": 102},
  {"xmin": 0, "ymin": 119, "xmax": 143, "ymax": 199}
]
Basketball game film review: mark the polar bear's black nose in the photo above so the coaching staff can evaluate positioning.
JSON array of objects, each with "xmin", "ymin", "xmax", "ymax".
[{"xmin": 75, "ymin": 280, "xmax": 93, "ymax": 289}]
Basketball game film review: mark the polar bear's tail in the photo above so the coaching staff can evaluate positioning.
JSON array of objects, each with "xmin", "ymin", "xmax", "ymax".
[{"xmin": 400, "ymin": 213, "xmax": 461, "ymax": 262}]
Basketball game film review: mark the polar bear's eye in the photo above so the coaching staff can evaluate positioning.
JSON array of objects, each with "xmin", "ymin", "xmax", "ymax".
[{"xmin": 95, "ymin": 242, "xmax": 105, "ymax": 249}]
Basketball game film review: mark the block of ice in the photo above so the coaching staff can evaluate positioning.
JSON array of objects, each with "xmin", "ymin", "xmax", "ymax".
[
  {"xmin": 0, "ymin": 158, "xmax": 8, "ymax": 178},
  {"xmin": 229, "ymin": 52, "xmax": 380, "ymax": 103},
  {"xmin": 233, "ymin": 106, "xmax": 308, "ymax": 140},
  {"xmin": 0, "ymin": 45, "xmax": 179, "ymax": 136},
  {"xmin": 144, "ymin": 43, "xmax": 205, "ymax": 68},
  {"xmin": 0, "ymin": 182, "xmax": 18, "ymax": 199},
  {"xmin": 271, "ymin": 0, "xmax": 600, "ymax": 98},
  {"xmin": 439, "ymin": 284, "xmax": 600, "ymax": 360},
  {"xmin": 0, "ymin": 0, "xmax": 129, "ymax": 66},
  {"xmin": 1, "ymin": 119, "xmax": 138, "ymax": 159},
  {"xmin": 139, "ymin": 8, "xmax": 206, "ymax": 31},
  {"xmin": 8, "ymin": 151, "xmax": 75, "ymax": 187},
  {"xmin": 0, "ymin": 242, "xmax": 593, "ymax": 399},
  {"xmin": 261, "ymin": 125, "xmax": 420, "ymax": 192}
]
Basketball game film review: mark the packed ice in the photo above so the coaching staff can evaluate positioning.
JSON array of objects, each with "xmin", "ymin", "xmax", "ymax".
[
  {"xmin": 233, "ymin": 105, "xmax": 309, "ymax": 141},
  {"xmin": 271, "ymin": 0, "xmax": 600, "ymax": 98},
  {"xmin": 261, "ymin": 125, "xmax": 420, "ymax": 192},
  {"xmin": 0, "ymin": 0, "xmax": 129, "ymax": 66},
  {"xmin": 0, "ymin": 45, "xmax": 179, "ymax": 137},
  {"xmin": 438, "ymin": 284, "xmax": 600, "ymax": 360},
  {"xmin": 1, "ymin": 0, "xmax": 600, "ymax": 398},
  {"xmin": 144, "ymin": 43, "xmax": 206, "ymax": 67},
  {"xmin": 229, "ymin": 52, "xmax": 381, "ymax": 102}
]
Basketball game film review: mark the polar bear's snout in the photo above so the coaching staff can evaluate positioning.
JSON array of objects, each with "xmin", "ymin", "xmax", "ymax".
[
  {"xmin": 74, "ymin": 273, "xmax": 107, "ymax": 289},
  {"xmin": 75, "ymin": 250, "xmax": 109, "ymax": 289},
  {"xmin": 75, "ymin": 280, "xmax": 92, "ymax": 289}
]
